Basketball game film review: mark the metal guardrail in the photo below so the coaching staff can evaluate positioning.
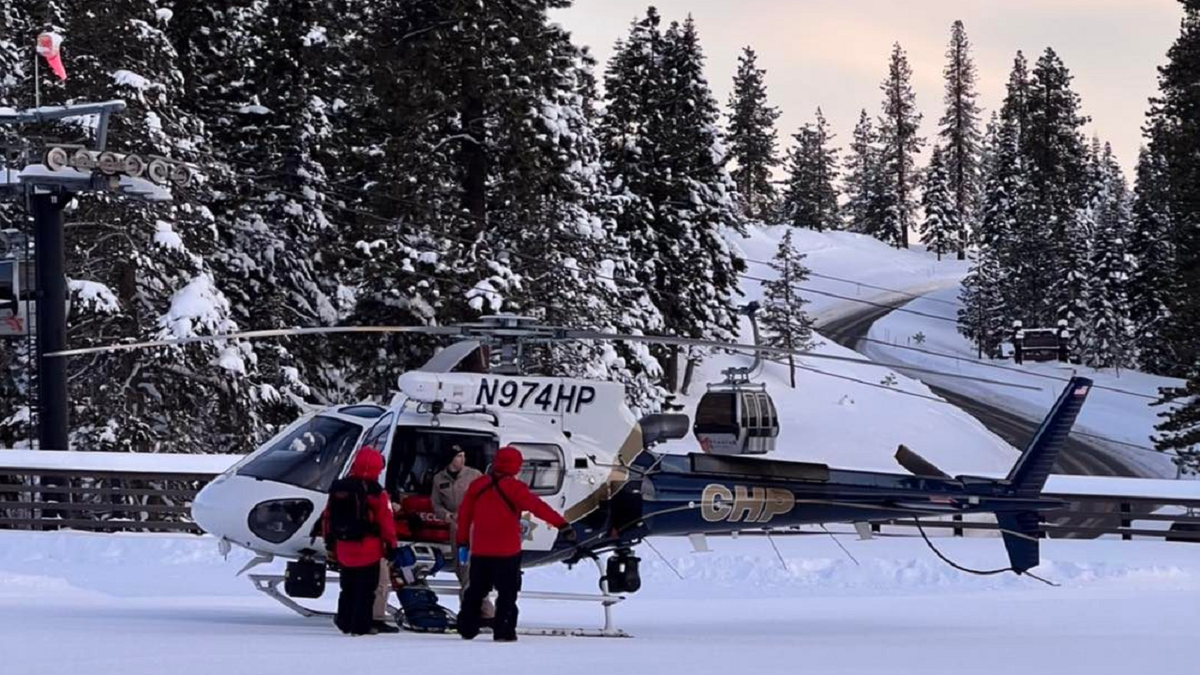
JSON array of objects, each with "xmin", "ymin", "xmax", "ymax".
[{"xmin": 2, "ymin": 466, "xmax": 1199, "ymax": 542}]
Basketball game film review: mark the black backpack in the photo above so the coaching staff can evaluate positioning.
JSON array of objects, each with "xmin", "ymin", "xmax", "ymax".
[{"xmin": 326, "ymin": 477, "xmax": 380, "ymax": 542}]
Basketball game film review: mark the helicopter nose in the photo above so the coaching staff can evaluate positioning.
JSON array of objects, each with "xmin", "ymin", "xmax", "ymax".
[
  {"xmin": 191, "ymin": 473, "xmax": 243, "ymax": 541},
  {"xmin": 191, "ymin": 473, "xmax": 324, "ymax": 553}
]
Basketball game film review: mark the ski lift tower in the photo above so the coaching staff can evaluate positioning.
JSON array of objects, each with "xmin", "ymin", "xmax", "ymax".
[{"xmin": 0, "ymin": 100, "xmax": 193, "ymax": 455}]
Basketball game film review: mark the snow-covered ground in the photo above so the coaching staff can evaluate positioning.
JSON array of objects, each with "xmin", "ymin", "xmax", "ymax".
[
  {"xmin": 2, "ymin": 529, "xmax": 1196, "ymax": 675},
  {"xmin": 862, "ymin": 287, "xmax": 1183, "ymax": 478},
  {"xmin": 734, "ymin": 224, "xmax": 970, "ymax": 324},
  {"xmin": 654, "ymin": 225, "xmax": 1014, "ymax": 476},
  {"xmin": 656, "ymin": 329, "xmax": 1016, "ymax": 477}
]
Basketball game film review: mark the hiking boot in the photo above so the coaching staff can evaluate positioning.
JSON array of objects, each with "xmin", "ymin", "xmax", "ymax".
[{"xmin": 373, "ymin": 621, "xmax": 401, "ymax": 634}]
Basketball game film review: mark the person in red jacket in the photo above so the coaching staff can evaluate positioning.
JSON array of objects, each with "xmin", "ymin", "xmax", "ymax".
[
  {"xmin": 455, "ymin": 445, "xmax": 573, "ymax": 641},
  {"xmin": 322, "ymin": 447, "xmax": 398, "ymax": 636}
]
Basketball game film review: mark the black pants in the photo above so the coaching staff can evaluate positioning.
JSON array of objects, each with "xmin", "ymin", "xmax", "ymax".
[
  {"xmin": 337, "ymin": 564, "xmax": 379, "ymax": 635},
  {"xmin": 458, "ymin": 555, "xmax": 522, "ymax": 640}
]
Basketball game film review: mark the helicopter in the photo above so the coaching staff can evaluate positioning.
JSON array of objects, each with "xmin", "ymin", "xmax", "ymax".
[{"xmin": 50, "ymin": 314, "xmax": 1090, "ymax": 630}]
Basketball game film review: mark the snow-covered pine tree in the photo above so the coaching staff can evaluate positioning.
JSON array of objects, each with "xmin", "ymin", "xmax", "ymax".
[
  {"xmin": 1083, "ymin": 143, "xmax": 1134, "ymax": 369},
  {"xmin": 938, "ymin": 20, "xmax": 981, "ymax": 260},
  {"xmin": 1154, "ymin": 373, "xmax": 1200, "ymax": 475},
  {"xmin": 602, "ymin": 12, "xmax": 742, "ymax": 351},
  {"xmin": 876, "ymin": 43, "xmax": 924, "ymax": 248},
  {"xmin": 780, "ymin": 108, "xmax": 839, "ymax": 231},
  {"xmin": 843, "ymin": 109, "xmax": 881, "ymax": 235},
  {"xmin": 1127, "ymin": 142, "xmax": 1177, "ymax": 373},
  {"xmin": 758, "ymin": 229, "xmax": 813, "ymax": 388},
  {"xmin": 919, "ymin": 144, "xmax": 957, "ymax": 260},
  {"xmin": 598, "ymin": 8, "xmax": 666, "ymax": 311},
  {"xmin": 341, "ymin": 0, "xmax": 479, "ymax": 397},
  {"xmin": 985, "ymin": 53, "xmax": 1041, "ymax": 327},
  {"xmin": 0, "ymin": 0, "xmax": 30, "ymax": 108},
  {"xmin": 1002, "ymin": 48, "xmax": 1090, "ymax": 330},
  {"xmin": 975, "ymin": 112, "xmax": 1002, "ymax": 246},
  {"xmin": 168, "ymin": 1, "xmax": 347, "ymax": 441},
  {"xmin": 52, "ymin": 0, "xmax": 255, "ymax": 454},
  {"xmin": 958, "ymin": 245, "xmax": 1008, "ymax": 358},
  {"xmin": 1060, "ymin": 206, "xmax": 1094, "ymax": 362},
  {"xmin": 353, "ymin": 1, "xmax": 664, "ymax": 405},
  {"xmin": 726, "ymin": 46, "xmax": 780, "ymax": 221},
  {"xmin": 1144, "ymin": 0, "xmax": 1200, "ymax": 466},
  {"xmin": 656, "ymin": 16, "xmax": 743, "ymax": 339}
]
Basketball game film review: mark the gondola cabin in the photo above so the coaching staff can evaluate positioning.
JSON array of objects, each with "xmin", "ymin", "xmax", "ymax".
[
  {"xmin": 693, "ymin": 380, "xmax": 779, "ymax": 455},
  {"xmin": 0, "ymin": 230, "xmax": 34, "ymax": 337}
]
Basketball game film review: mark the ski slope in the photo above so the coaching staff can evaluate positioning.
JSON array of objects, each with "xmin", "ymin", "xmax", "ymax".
[
  {"xmin": 734, "ymin": 224, "xmax": 971, "ymax": 325},
  {"xmin": 1, "ymin": 529, "xmax": 1196, "ymax": 675},
  {"xmin": 861, "ymin": 287, "xmax": 1183, "ymax": 478}
]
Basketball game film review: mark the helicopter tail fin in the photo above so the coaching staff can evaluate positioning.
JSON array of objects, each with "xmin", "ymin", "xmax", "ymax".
[
  {"xmin": 994, "ymin": 377, "xmax": 1092, "ymax": 574},
  {"xmin": 997, "ymin": 511, "xmax": 1042, "ymax": 573},
  {"xmin": 1005, "ymin": 376, "xmax": 1093, "ymax": 499}
]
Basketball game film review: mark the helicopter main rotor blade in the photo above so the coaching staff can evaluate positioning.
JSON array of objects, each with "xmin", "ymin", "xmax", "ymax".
[
  {"xmin": 48, "ymin": 320, "xmax": 1042, "ymax": 393},
  {"xmin": 44, "ymin": 325, "xmax": 464, "ymax": 358},
  {"xmin": 565, "ymin": 330, "xmax": 1043, "ymax": 393}
]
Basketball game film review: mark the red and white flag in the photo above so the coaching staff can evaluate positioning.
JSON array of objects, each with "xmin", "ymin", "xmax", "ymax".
[{"xmin": 36, "ymin": 32, "xmax": 67, "ymax": 81}]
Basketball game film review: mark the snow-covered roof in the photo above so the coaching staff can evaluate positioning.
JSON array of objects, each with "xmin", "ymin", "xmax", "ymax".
[
  {"xmin": 1044, "ymin": 474, "xmax": 1200, "ymax": 502},
  {"xmin": 0, "ymin": 165, "xmax": 171, "ymax": 201},
  {"xmin": 0, "ymin": 450, "xmax": 241, "ymax": 476},
  {"xmin": 0, "ymin": 100, "xmax": 126, "ymax": 123}
]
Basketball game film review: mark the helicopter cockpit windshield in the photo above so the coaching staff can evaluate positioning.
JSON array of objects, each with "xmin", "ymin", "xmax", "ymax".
[{"xmin": 238, "ymin": 415, "xmax": 364, "ymax": 492}]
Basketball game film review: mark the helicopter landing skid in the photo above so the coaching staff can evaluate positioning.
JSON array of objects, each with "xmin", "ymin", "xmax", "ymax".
[{"xmin": 247, "ymin": 563, "xmax": 631, "ymax": 638}]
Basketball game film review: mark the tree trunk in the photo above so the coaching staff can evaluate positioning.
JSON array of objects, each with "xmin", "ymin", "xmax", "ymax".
[
  {"xmin": 681, "ymin": 356, "xmax": 698, "ymax": 396},
  {"xmin": 788, "ymin": 354, "xmax": 796, "ymax": 388},
  {"xmin": 460, "ymin": 51, "xmax": 486, "ymax": 233},
  {"xmin": 659, "ymin": 345, "xmax": 679, "ymax": 393}
]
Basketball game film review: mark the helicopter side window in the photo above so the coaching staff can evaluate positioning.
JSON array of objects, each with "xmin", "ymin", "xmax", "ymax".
[
  {"xmin": 237, "ymin": 415, "xmax": 364, "ymax": 492},
  {"xmin": 387, "ymin": 427, "xmax": 499, "ymax": 497},
  {"xmin": 508, "ymin": 443, "xmax": 564, "ymax": 495}
]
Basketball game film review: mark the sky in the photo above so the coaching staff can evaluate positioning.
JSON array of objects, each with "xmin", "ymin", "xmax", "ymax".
[{"xmin": 553, "ymin": 0, "xmax": 1186, "ymax": 176}]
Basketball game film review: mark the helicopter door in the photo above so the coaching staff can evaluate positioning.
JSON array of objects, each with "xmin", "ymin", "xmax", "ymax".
[
  {"xmin": 359, "ymin": 412, "xmax": 396, "ymax": 467},
  {"xmin": 507, "ymin": 442, "xmax": 566, "ymax": 552}
]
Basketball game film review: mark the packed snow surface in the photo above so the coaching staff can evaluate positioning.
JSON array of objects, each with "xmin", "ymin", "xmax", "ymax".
[
  {"xmin": 863, "ymin": 287, "xmax": 1183, "ymax": 477},
  {"xmin": 735, "ymin": 224, "xmax": 970, "ymax": 324},
  {"xmin": 1, "ymin": 530, "xmax": 1196, "ymax": 675}
]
